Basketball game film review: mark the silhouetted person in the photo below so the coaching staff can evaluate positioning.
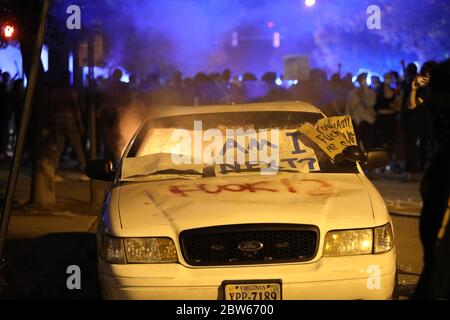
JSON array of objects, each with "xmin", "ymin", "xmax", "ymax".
[
  {"xmin": 128, "ymin": 73, "xmax": 138, "ymax": 91},
  {"xmin": 219, "ymin": 69, "xmax": 232, "ymax": 104},
  {"xmin": 221, "ymin": 69, "xmax": 231, "ymax": 83},
  {"xmin": 193, "ymin": 72, "xmax": 209, "ymax": 105},
  {"xmin": 261, "ymin": 71, "xmax": 285, "ymax": 102},
  {"xmin": 407, "ymin": 61, "xmax": 437, "ymax": 172},
  {"xmin": 414, "ymin": 58, "xmax": 450, "ymax": 299},
  {"xmin": 10, "ymin": 79, "xmax": 29, "ymax": 160},
  {"xmin": 346, "ymin": 73, "xmax": 377, "ymax": 151},
  {"xmin": 11, "ymin": 79, "xmax": 25, "ymax": 136},
  {"xmin": 140, "ymin": 72, "xmax": 161, "ymax": 92},
  {"xmin": 390, "ymin": 70, "xmax": 402, "ymax": 96},
  {"xmin": 182, "ymin": 77, "xmax": 195, "ymax": 105},
  {"xmin": 0, "ymin": 72, "xmax": 11, "ymax": 159},
  {"xmin": 375, "ymin": 72, "xmax": 398, "ymax": 154},
  {"xmin": 229, "ymin": 77, "xmax": 244, "ymax": 104},
  {"xmin": 401, "ymin": 62, "xmax": 419, "ymax": 177},
  {"xmin": 159, "ymin": 71, "xmax": 184, "ymax": 106},
  {"xmin": 341, "ymin": 73, "xmax": 354, "ymax": 93},
  {"xmin": 50, "ymin": 72, "xmax": 86, "ymax": 175},
  {"xmin": 99, "ymin": 69, "xmax": 131, "ymax": 162},
  {"xmin": 206, "ymin": 72, "xmax": 225, "ymax": 104},
  {"xmin": 293, "ymin": 69, "xmax": 330, "ymax": 109},
  {"xmin": 329, "ymin": 73, "xmax": 347, "ymax": 115},
  {"xmin": 370, "ymin": 75, "xmax": 381, "ymax": 91},
  {"xmin": 241, "ymin": 72, "xmax": 268, "ymax": 103}
]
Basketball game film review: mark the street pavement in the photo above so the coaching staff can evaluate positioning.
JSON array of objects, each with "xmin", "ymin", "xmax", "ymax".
[
  {"xmin": 1, "ymin": 165, "xmax": 103, "ymax": 299},
  {"xmin": 0, "ymin": 165, "xmax": 423, "ymax": 299},
  {"xmin": 372, "ymin": 176, "xmax": 423, "ymax": 299}
]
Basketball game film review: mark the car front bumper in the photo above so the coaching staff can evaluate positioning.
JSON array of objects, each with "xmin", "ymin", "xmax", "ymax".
[{"xmin": 98, "ymin": 249, "xmax": 396, "ymax": 300}]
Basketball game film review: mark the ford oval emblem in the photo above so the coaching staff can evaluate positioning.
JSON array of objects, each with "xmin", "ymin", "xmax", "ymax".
[{"xmin": 238, "ymin": 240, "xmax": 264, "ymax": 252}]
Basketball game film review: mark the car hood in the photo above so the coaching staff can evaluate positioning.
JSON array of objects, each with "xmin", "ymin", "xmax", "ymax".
[{"xmin": 116, "ymin": 173, "xmax": 376, "ymax": 234}]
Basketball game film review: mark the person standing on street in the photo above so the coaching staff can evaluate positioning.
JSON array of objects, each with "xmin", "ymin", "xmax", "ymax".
[
  {"xmin": 98, "ymin": 69, "xmax": 131, "ymax": 162},
  {"xmin": 374, "ymin": 72, "xmax": 399, "ymax": 156},
  {"xmin": 346, "ymin": 73, "xmax": 377, "ymax": 151},
  {"xmin": 50, "ymin": 72, "xmax": 86, "ymax": 179},
  {"xmin": 0, "ymin": 72, "xmax": 12, "ymax": 160},
  {"xmin": 400, "ymin": 62, "xmax": 419, "ymax": 178},
  {"xmin": 407, "ymin": 61, "xmax": 437, "ymax": 172},
  {"xmin": 414, "ymin": 58, "xmax": 450, "ymax": 299}
]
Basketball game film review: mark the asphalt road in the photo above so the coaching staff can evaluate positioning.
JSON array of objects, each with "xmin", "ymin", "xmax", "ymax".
[{"xmin": 1, "ymin": 165, "xmax": 423, "ymax": 299}]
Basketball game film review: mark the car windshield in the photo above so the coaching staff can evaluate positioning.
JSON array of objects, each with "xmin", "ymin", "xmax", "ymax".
[{"xmin": 121, "ymin": 110, "xmax": 358, "ymax": 181}]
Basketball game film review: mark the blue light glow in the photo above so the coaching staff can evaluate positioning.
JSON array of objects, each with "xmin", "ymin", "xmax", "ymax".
[
  {"xmin": 0, "ymin": 45, "xmax": 48, "ymax": 83},
  {"xmin": 81, "ymin": 66, "xmax": 130, "ymax": 84},
  {"xmin": 68, "ymin": 51, "xmax": 74, "ymax": 85},
  {"xmin": 86, "ymin": 0, "xmax": 448, "ymax": 78}
]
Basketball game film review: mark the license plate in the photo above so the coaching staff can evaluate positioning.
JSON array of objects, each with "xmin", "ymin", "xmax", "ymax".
[{"xmin": 224, "ymin": 281, "xmax": 282, "ymax": 300}]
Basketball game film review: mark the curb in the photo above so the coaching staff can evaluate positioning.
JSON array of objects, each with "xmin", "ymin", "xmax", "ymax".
[{"xmin": 389, "ymin": 211, "xmax": 420, "ymax": 218}]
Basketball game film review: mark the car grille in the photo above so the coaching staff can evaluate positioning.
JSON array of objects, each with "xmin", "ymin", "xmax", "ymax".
[{"xmin": 179, "ymin": 224, "xmax": 319, "ymax": 266}]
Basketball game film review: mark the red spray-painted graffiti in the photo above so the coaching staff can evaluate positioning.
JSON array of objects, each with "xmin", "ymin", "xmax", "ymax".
[
  {"xmin": 169, "ymin": 179, "xmax": 334, "ymax": 198},
  {"xmin": 169, "ymin": 181, "xmax": 278, "ymax": 197},
  {"xmin": 281, "ymin": 178, "xmax": 334, "ymax": 196}
]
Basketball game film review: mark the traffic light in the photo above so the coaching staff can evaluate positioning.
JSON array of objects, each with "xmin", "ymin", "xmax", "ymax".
[
  {"xmin": 3, "ymin": 24, "xmax": 14, "ymax": 38},
  {"xmin": 1, "ymin": 22, "xmax": 16, "ymax": 40}
]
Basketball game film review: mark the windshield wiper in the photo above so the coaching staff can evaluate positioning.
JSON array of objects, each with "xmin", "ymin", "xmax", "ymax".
[
  {"xmin": 211, "ymin": 163, "xmax": 304, "ymax": 176},
  {"xmin": 150, "ymin": 169, "xmax": 203, "ymax": 176},
  {"xmin": 122, "ymin": 169, "xmax": 203, "ymax": 181}
]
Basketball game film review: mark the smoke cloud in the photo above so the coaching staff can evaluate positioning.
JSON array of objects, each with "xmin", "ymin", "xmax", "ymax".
[{"xmin": 55, "ymin": 0, "xmax": 450, "ymax": 77}]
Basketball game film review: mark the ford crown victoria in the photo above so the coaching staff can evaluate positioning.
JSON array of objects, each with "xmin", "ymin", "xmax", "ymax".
[{"xmin": 87, "ymin": 101, "xmax": 397, "ymax": 300}]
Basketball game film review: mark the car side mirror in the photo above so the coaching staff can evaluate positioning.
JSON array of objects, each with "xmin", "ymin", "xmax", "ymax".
[
  {"xmin": 361, "ymin": 149, "xmax": 390, "ymax": 170},
  {"xmin": 341, "ymin": 145, "xmax": 367, "ymax": 163},
  {"xmin": 86, "ymin": 159, "xmax": 116, "ymax": 181}
]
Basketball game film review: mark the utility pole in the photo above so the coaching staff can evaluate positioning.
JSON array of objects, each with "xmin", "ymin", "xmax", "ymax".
[
  {"xmin": 0, "ymin": 0, "xmax": 50, "ymax": 294},
  {"xmin": 88, "ymin": 30, "xmax": 96, "ymax": 204}
]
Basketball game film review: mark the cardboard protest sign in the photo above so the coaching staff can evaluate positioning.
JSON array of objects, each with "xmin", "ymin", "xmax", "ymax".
[
  {"xmin": 214, "ymin": 129, "xmax": 321, "ymax": 176},
  {"xmin": 299, "ymin": 116, "xmax": 357, "ymax": 160},
  {"xmin": 322, "ymin": 115, "xmax": 357, "ymax": 146}
]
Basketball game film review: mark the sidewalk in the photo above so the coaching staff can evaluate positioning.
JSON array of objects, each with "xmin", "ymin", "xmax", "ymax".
[
  {"xmin": 1, "ymin": 164, "xmax": 104, "ymax": 299},
  {"xmin": 1, "ymin": 164, "xmax": 105, "ymax": 237}
]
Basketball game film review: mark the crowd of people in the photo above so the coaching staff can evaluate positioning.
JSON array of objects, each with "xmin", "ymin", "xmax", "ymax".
[
  {"xmin": 85, "ymin": 60, "xmax": 444, "ymax": 181},
  {"xmin": 0, "ymin": 59, "xmax": 443, "ymax": 181}
]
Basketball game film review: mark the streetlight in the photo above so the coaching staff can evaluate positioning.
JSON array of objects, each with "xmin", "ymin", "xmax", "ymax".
[{"xmin": 305, "ymin": 0, "xmax": 316, "ymax": 7}]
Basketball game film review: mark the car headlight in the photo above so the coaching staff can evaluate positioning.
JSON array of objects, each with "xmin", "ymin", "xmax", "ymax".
[
  {"xmin": 323, "ymin": 223, "xmax": 394, "ymax": 257},
  {"xmin": 323, "ymin": 228, "xmax": 373, "ymax": 256},
  {"xmin": 374, "ymin": 223, "xmax": 394, "ymax": 254},
  {"xmin": 99, "ymin": 231, "xmax": 178, "ymax": 263},
  {"xmin": 100, "ymin": 233, "xmax": 126, "ymax": 264},
  {"xmin": 124, "ymin": 238, "xmax": 178, "ymax": 263}
]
